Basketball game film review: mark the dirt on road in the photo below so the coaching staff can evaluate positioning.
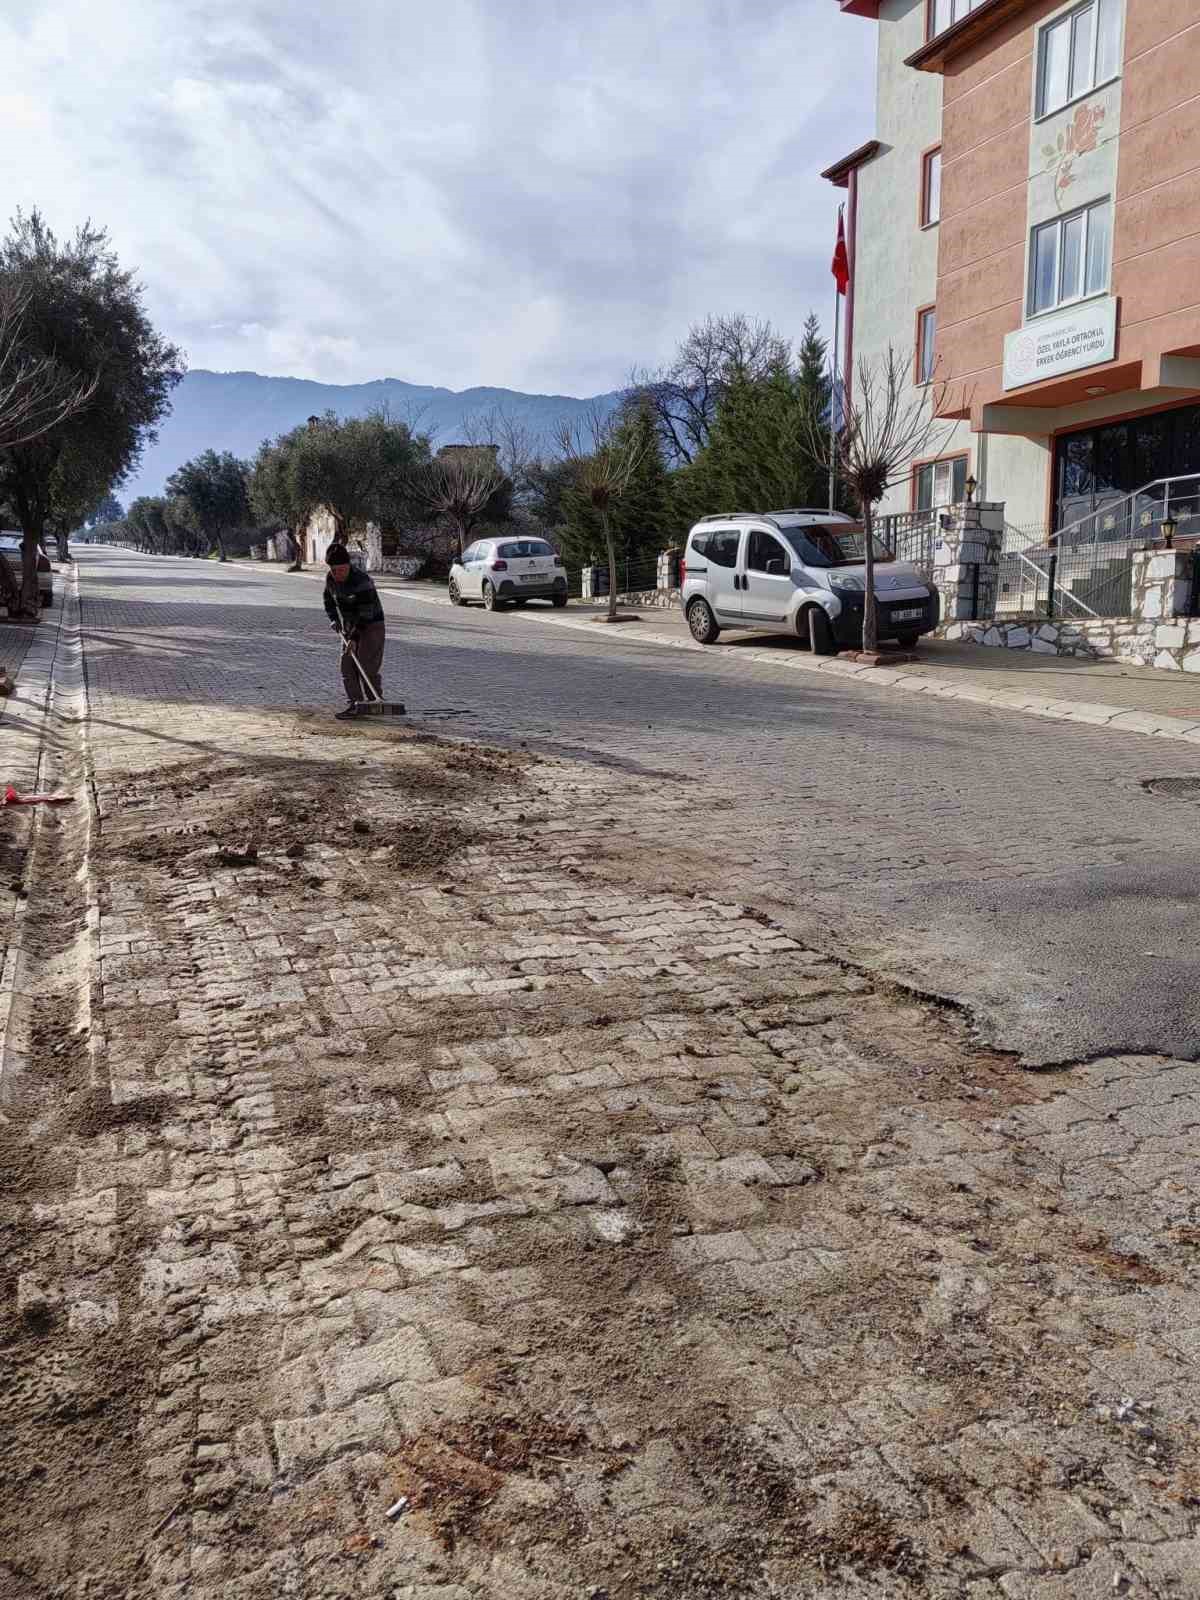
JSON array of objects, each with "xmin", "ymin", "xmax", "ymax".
[{"xmin": 0, "ymin": 709, "xmax": 1197, "ymax": 1599}]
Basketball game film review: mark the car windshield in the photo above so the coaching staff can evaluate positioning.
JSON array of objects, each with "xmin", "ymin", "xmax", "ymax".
[{"xmin": 781, "ymin": 523, "xmax": 893, "ymax": 568}]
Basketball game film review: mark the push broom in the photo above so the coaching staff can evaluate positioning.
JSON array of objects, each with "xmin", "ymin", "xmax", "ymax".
[{"xmin": 334, "ymin": 601, "xmax": 406, "ymax": 719}]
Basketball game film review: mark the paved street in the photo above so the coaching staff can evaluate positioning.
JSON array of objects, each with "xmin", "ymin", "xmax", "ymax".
[
  {"xmin": 85, "ymin": 549, "xmax": 1200, "ymax": 1062},
  {"xmin": 2, "ymin": 547, "xmax": 1199, "ymax": 1599}
]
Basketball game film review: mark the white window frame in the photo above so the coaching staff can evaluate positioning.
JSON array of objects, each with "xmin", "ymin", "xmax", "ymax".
[
  {"xmin": 928, "ymin": 0, "xmax": 986, "ymax": 41},
  {"xmin": 922, "ymin": 148, "xmax": 942, "ymax": 228},
  {"xmin": 915, "ymin": 456, "xmax": 968, "ymax": 511},
  {"xmin": 917, "ymin": 307, "xmax": 937, "ymax": 385},
  {"xmin": 1027, "ymin": 197, "xmax": 1111, "ymax": 318},
  {"xmin": 1036, "ymin": 0, "xmax": 1121, "ymax": 121}
]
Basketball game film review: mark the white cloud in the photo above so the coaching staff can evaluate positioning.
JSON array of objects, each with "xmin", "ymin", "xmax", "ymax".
[{"xmin": 0, "ymin": 0, "xmax": 876, "ymax": 393}]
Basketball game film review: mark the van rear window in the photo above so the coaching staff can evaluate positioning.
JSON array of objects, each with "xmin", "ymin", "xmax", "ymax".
[{"xmin": 705, "ymin": 531, "xmax": 740, "ymax": 568}]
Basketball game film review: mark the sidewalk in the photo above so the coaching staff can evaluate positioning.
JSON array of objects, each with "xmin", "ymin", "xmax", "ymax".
[
  {"xmin": 12, "ymin": 549, "xmax": 1199, "ymax": 1599},
  {"xmin": 371, "ymin": 575, "xmax": 1200, "ymax": 745}
]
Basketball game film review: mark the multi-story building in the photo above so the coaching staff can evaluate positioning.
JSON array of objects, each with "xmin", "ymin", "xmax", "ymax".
[{"xmin": 825, "ymin": 0, "xmax": 1200, "ymax": 546}]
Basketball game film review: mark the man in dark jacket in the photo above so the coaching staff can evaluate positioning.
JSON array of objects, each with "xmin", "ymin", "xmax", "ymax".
[{"xmin": 323, "ymin": 543, "xmax": 386, "ymax": 718}]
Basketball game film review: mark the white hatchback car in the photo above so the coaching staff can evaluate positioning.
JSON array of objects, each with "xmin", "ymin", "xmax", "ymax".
[
  {"xmin": 448, "ymin": 537, "xmax": 568, "ymax": 610},
  {"xmin": 680, "ymin": 509, "xmax": 938, "ymax": 653}
]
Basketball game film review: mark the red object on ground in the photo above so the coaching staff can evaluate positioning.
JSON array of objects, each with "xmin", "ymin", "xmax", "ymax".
[
  {"xmin": 831, "ymin": 210, "xmax": 850, "ymax": 295},
  {"xmin": 3, "ymin": 784, "xmax": 73, "ymax": 806}
]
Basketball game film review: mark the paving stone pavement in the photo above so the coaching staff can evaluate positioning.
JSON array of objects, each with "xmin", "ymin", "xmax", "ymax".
[
  {"xmin": 2, "ymin": 547, "xmax": 1198, "ymax": 1599},
  {"xmin": 84, "ymin": 549, "xmax": 1200, "ymax": 1062}
]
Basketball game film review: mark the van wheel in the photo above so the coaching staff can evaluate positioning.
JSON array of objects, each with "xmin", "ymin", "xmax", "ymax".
[
  {"xmin": 686, "ymin": 599, "xmax": 720, "ymax": 644},
  {"xmin": 805, "ymin": 607, "xmax": 838, "ymax": 656},
  {"xmin": 897, "ymin": 631, "xmax": 920, "ymax": 648}
]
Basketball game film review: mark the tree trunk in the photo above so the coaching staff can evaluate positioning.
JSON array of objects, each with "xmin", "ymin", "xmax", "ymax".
[
  {"xmin": 287, "ymin": 525, "xmax": 304, "ymax": 571},
  {"xmin": 55, "ymin": 531, "xmax": 69, "ymax": 563},
  {"xmin": 861, "ymin": 501, "xmax": 878, "ymax": 654},
  {"xmin": 601, "ymin": 509, "xmax": 618, "ymax": 622},
  {"xmin": 216, "ymin": 532, "xmax": 227, "ymax": 563}
]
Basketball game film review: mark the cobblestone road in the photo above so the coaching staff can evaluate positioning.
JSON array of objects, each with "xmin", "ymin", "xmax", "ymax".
[
  {"xmin": 2, "ymin": 549, "xmax": 1198, "ymax": 1600},
  {"xmin": 84, "ymin": 550, "xmax": 1200, "ymax": 1062}
]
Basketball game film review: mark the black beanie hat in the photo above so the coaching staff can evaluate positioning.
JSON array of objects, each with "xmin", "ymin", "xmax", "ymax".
[{"xmin": 326, "ymin": 543, "xmax": 351, "ymax": 566}]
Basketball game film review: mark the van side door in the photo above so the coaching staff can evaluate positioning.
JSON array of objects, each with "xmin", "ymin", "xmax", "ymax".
[
  {"xmin": 703, "ymin": 527, "xmax": 744, "ymax": 621},
  {"xmin": 743, "ymin": 528, "xmax": 795, "ymax": 624}
]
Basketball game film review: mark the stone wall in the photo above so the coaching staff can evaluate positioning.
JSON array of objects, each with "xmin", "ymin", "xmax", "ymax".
[
  {"xmin": 941, "ymin": 544, "xmax": 1200, "ymax": 672},
  {"xmin": 944, "ymin": 613, "xmax": 1200, "ymax": 672},
  {"xmin": 932, "ymin": 502, "xmax": 1005, "ymax": 622}
]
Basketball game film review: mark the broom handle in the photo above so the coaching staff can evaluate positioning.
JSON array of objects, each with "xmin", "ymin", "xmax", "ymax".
[{"xmin": 334, "ymin": 600, "xmax": 381, "ymax": 703}]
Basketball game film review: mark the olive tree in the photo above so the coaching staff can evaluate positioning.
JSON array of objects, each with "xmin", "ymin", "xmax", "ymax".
[
  {"xmin": 0, "ymin": 212, "xmax": 182, "ymax": 614},
  {"xmin": 165, "ymin": 450, "xmax": 249, "ymax": 562}
]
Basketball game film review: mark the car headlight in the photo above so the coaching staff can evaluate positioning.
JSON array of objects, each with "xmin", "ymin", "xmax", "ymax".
[{"xmin": 829, "ymin": 577, "xmax": 864, "ymax": 595}]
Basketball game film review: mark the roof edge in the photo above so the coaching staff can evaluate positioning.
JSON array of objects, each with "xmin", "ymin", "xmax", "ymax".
[
  {"xmin": 838, "ymin": 1, "xmax": 881, "ymax": 16},
  {"xmin": 820, "ymin": 139, "xmax": 883, "ymax": 188},
  {"xmin": 906, "ymin": 0, "xmax": 1032, "ymax": 72}
]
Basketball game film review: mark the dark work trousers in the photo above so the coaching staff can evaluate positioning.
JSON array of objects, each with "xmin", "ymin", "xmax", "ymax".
[{"xmin": 340, "ymin": 621, "xmax": 386, "ymax": 704}]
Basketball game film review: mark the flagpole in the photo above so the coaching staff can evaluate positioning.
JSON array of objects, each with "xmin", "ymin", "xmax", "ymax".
[{"xmin": 829, "ymin": 206, "xmax": 843, "ymax": 513}]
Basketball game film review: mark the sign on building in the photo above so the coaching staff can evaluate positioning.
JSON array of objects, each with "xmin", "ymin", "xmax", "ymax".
[{"xmin": 1002, "ymin": 297, "xmax": 1117, "ymax": 392}]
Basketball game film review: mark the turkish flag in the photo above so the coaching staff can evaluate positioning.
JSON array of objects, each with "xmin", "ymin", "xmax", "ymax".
[{"xmin": 831, "ymin": 210, "xmax": 850, "ymax": 296}]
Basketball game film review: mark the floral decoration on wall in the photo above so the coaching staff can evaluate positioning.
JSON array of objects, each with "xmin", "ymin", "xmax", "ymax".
[{"xmin": 1043, "ymin": 103, "xmax": 1106, "ymax": 210}]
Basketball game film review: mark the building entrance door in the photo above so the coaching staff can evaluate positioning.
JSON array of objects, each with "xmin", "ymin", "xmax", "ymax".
[{"xmin": 1053, "ymin": 402, "xmax": 1200, "ymax": 540}]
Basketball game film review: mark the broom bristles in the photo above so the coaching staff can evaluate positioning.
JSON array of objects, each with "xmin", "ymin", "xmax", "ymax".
[{"xmin": 354, "ymin": 700, "xmax": 406, "ymax": 717}]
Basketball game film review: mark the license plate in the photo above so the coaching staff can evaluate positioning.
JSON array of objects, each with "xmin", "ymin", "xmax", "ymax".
[
  {"xmin": 892, "ymin": 607, "xmax": 923, "ymax": 621},
  {"xmin": 521, "ymin": 573, "xmax": 547, "ymax": 583}
]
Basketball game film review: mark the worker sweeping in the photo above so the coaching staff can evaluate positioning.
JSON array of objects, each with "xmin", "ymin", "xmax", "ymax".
[{"xmin": 322, "ymin": 543, "xmax": 393, "ymax": 719}]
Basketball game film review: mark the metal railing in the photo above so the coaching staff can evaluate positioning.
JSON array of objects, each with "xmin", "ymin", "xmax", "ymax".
[
  {"xmin": 877, "ymin": 508, "xmax": 941, "ymax": 578},
  {"xmin": 1052, "ymin": 473, "xmax": 1200, "ymax": 548},
  {"xmin": 995, "ymin": 542, "xmax": 1135, "ymax": 621}
]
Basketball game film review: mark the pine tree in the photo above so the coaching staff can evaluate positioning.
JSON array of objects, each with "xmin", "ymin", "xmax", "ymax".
[
  {"xmin": 797, "ymin": 312, "xmax": 831, "ymax": 420},
  {"xmin": 609, "ymin": 402, "xmax": 671, "ymax": 579}
]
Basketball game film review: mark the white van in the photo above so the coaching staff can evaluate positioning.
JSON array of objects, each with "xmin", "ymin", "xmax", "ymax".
[{"xmin": 679, "ymin": 509, "xmax": 938, "ymax": 653}]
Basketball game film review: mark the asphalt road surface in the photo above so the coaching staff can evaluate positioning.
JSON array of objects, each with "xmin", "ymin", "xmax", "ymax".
[{"xmin": 79, "ymin": 545, "xmax": 1200, "ymax": 1065}]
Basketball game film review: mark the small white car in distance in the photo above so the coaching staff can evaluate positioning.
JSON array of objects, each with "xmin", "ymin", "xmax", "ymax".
[
  {"xmin": 680, "ymin": 509, "xmax": 938, "ymax": 653},
  {"xmin": 448, "ymin": 537, "xmax": 569, "ymax": 610}
]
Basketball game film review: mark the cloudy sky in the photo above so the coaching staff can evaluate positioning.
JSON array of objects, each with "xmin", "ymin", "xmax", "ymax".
[{"xmin": 1, "ymin": 0, "xmax": 875, "ymax": 398}]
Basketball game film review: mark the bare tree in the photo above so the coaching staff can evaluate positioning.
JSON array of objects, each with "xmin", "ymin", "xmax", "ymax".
[
  {"xmin": 629, "ymin": 314, "xmax": 792, "ymax": 465},
  {"xmin": 804, "ymin": 345, "xmax": 957, "ymax": 654},
  {"xmin": 0, "ymin": 288, "xmax": 98, "ymax": 452},
  {"xmin": 461, "ymin": 406, "xmax": 539, "ymax": 491},
  {"xmin": 411, "ymin": 445, "xmax": 509, "ymax": 560},
  {"xmin": 556, "ymin": 407, "xmax": 651, "ymax": 623}
]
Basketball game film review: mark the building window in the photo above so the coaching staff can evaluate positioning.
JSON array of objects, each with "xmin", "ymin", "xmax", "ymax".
[
  {"xmin": 915, "ymin": 457, "xmax": 968, "ymax": 511},
  {"xmin": 916, "ymin": 306, "xmax": 937, "ymax": 385},
  {"xmin": 1029, "ymin": 198, "xmax": 1111, "ymax": 316},
  {"xmin": 922, "ymin": 148, "xmax": 942, "ymax": 227},
  {"xmin": 928, "ymin": 0, "xmax": 986, "ymax": 40},
  {"xmin": 1037, "ymin": 0, "xmax": 1121, "ymax": 119}
]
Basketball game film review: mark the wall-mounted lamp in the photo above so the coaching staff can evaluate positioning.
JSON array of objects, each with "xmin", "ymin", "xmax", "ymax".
[
  {"xmin": 1162, "ymin": 515, "xmax": 1178, "ymax": 549},
  {"xmin": 964, "ymin": 474, "xmax": 977, "ymax": 504}
]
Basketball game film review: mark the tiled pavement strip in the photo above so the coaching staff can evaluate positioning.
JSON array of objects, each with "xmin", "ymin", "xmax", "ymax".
[{"xmin": 1, "ymin": 552, "xmax": 1199, "ymax": 1598}]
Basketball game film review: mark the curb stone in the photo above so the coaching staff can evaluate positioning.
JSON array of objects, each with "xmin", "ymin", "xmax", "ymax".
[{"xmin": 0, "ymin": 574, "xmax": 75, "ymax": 1097}]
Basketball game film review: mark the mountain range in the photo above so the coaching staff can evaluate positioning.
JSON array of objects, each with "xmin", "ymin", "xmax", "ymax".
[{"xmin": 124, "ymin": 370, "xmax": 625, "ymax": 504}]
